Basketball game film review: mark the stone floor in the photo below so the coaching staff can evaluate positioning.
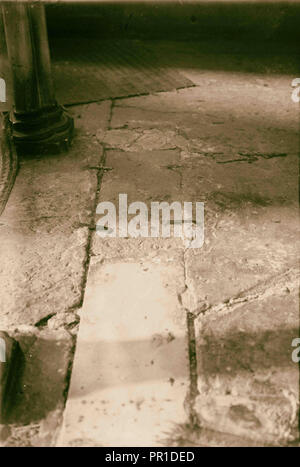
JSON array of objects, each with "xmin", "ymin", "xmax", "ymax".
[{"xmin": 0, "ymin": 41, "xmax": 299, "ymax": 446}]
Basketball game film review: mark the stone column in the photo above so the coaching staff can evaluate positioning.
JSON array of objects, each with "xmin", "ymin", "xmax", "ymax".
[{"xmin": 1, "ymin": 1, "xmax": 73, "ymax": 153}]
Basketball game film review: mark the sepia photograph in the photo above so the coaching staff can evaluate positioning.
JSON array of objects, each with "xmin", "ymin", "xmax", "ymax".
[{"xmin": 0, "ymin": 0, "xmax": 299, "ymax": 451}]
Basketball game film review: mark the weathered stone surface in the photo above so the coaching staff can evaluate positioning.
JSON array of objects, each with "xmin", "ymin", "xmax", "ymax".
[
  {"xmin": 0, "ymin": 424, "xmax": 11, "ymax": 443},
  {"xmin": 58, "ymin": 259, "xmax": 189, "ymax": 447},
  {"xmin": 163, "ymin": 422, "xmax": 267, "ymax": 447},
  {"xmin": 46, "ymin": 311, "xmax": 80, "ymax": 333},
  {"xmin": 2, "ymin": 423, "xmax": 39, "ymax": 447},
  {"xmin": 92, "ymin": 148, "xmax": 183, "ymax": 259},
  {"xmin": 182, "ymin": 208, "xmax": 299, "ymax": 314},
  {"xmin": 0, "ymin": 332, "xmax": 23, "ymax": 424},
  {"xmin": 72, "ymin": 101, "xmax": 112, "ymax": 136},
  {"xmin": 195, "ymin": 286, "xmax": 299, "ymax": 444},
  {"xmin": 105, "ymin": 80, "xmax": 299, "ymax": 316},
  {"xmin": 8, "ymin": 327, "xmax": 73, "ymax": 425},
  {"xmin": 96, "ymin": 128, "xmax": 187, "ymax": 152},
  {"xmin": 84, "ymin": 72, "xmax": 298, "ymax": 446},
  {"xmin": 96, "ymin": 148, "xmax": 181, "ymax": 204},
  {"xmin": 31, "ymin": 408, "xmax": 64, "ymax": 447},
  {"xmin": 0, "ymin": 102, "xmax": 111, "ymax": 328},
  {"xmin": 1, "ymin": 42, "xmax": 299, "ymax": 447},
  {"xmin": 111, "ymin": 74, "xmax": 297, "ymax": 148}
]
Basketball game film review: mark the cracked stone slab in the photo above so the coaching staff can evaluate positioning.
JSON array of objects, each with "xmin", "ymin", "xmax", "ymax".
[
  {"xmin": 181, "ymin": 152, "xmax": 299, "ymax": 313},
  {"xmin": 58, "ymin": 258, "xmax": 189, "ymax": 447},
  {"xmin": 178, "ymin": 118, "xmax": 298, "ymax": 313},
  {"xmin": 104, "ymin": 82, "xmax": 299, "ymax": 446},
  {"xmin": 96, "ymin": 148, "xmax": 182, "ymax": 204},
  {"xmin": 195, "ymin": 284, "xmax": 299, "ymax": 445},
  {"xmin": 96, "ymin": 128, "xmax": 187, "ymax": 152},
  {"xmin": 111, "ymin": 78, "xmax": 298, "ymax": 158},
  {"xmin": 182, "ymin": 210, "xmax": 299, "ymax": 314},
  {"xmin": 0, "ymin": 102, "xmax": 111, "ymax": 328},
  {"xmin": 180, "ymin": 151, "xmax": 298, "ymax": 207},
  {"xmin": 94, "ymin": 84, "xmax": 299, "ymax": 315},
  {"xmin": 111, "ymin": 78, "xmax": 298, "ymax": 139},
  {"xmin": 92, "ymin": 148, "xmax": 183, "ymax": 259}
]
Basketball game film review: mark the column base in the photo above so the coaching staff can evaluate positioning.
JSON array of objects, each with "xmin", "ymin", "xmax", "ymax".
[{"xmin": 9, "ymin": 105, "xmax": 74, "ymax": 155}]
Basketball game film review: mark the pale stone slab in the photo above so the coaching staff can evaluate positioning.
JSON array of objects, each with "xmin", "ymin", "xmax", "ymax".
[{"xmin": 58, "ymin": 259, "xmax": 189, "ymax": 447}]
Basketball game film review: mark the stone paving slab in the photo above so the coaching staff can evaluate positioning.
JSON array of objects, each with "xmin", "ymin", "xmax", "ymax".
[
  {"xmin": 108, "ymin": 71, "xmax": 297, "ymax": 155},
  {"xmin": 195, "ymin": 283, "xmax": 299, "ymax": 444},
  {"xmin": 0, "ymin": 102, "xmax": 111, "ymax": 445},
  {"xmin": 58, "ymin": 259, "xmax": 189, "ymax": 447},
  {"xmin": 95, "ymin": 80, "xmax": 299, "ymax": 316},
  {"xmin": 9, "ymin": 327, "xmax": 73, "ymax": 425},
  {"xmin": 91, "ymin": 147, "xmax": 184, "ymax": 260},
  {"xmin": 0, "ymin": 102, "xmax": 111, "ymax": 329}
]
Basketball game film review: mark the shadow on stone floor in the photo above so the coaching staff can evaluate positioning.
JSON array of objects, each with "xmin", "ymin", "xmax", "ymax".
[{"xmin": 8, "ymin": 325, "xmax": 298, "ymax": 425}]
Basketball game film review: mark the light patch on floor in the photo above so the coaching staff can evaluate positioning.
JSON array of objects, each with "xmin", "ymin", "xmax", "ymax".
[{"xmin": 58, "ymin": 260, "xmax": 189, "ymax": 447}]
